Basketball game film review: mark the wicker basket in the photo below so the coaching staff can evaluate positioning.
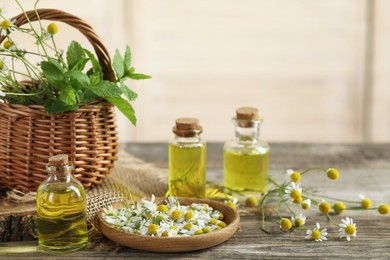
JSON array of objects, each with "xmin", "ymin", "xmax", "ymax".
[{"xmin": 0, "ymin": 9, "xmax": 118, "ymax": 192}]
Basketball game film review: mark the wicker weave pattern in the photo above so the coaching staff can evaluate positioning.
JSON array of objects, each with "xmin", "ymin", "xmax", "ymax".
[{"xmin": 0, "ymin": 9, "xmax": 118, "ymax": 191}]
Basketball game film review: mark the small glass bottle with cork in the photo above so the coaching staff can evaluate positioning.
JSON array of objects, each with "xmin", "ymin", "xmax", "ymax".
[
  {"xmin": 224, "ymin": 107, "xmax": 270, "ymax": 198},
  {"xmin": 168, "ymin": 117, "xmax": 206, "ymax": 198},
  {"xmin": 36, "ymin": 154, "xmax": 88, "ymax": 252}
]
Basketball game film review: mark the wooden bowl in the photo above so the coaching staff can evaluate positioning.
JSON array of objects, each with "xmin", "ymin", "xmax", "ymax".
[{"xmin": 97, "ymin": 197, "xmax": 240, "ymax": 252}]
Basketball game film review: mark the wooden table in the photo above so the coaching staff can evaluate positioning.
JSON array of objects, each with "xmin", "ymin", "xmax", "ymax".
[{"xmin": 1, "ymin": 142, "xmax": 390, "ymax": 259}]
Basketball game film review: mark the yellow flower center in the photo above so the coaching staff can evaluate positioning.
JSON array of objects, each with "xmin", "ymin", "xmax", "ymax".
[
  {"xmin": 0, "ymin": 20, "xmax": 11, "ymax": 30},
  {"xmin": 294, "ymin": 218, "xmax": 303, "ymax": 227},
  {"xmin": 333, "ymin": 202, "xmax": 346, "ymax": 214},
  {"xmin": 311, "ymin": 229, "xmax": 321, "ymax": 240},
  {"xmin": 0, "ymin": 61, "xmax": 4, "ymax": 70},
  {"xmin": 185, "ymin": 211, "xmax": 193, "ymax": 220},
  {"xmin": 280, "ymin": 218, "xmax": 292, "ymax": 231},
  {"xmin": 326, "ymin": 168, "xmax": 339, "ymax": 180},
  {"xmin": 210, "ymin": 218, "xmax": 217, "ymax": 225},
  {"xmin": 184, "ymin": 223, "xmax": 192, "ymax": 230},
  {"xmin": 319, "ymin": 201, "xmax": 331, "ymax": 214},
  {"xmin": 218, "ymin": 221, "xmax": 227, "ymax": 228},
  {"xmin": 361, "ymin": 198, "xmax": 372, "ymax": 209},
  {"xmin": 245, "ymin": 196, "xmax": 259, "ymax": 206},
  {"xmin": 161, "ymin": 230, "xmax": 169, "ymax": 237},
  {"xmin": 157, "ymin": 204, "xmax": 168, "ymax": 212},
  {"xmin": 147, "ymin": 224, "xmax": 158, "ymax": 235},
  {"xmin": 194, "ymin": 229, "xmax": 203, "ymax": 235},
  {"xmin": 378, "ymin": 204, "xmax": 390, "ymax": 215},
  {"xmin": 171, "ymin": 209, "xmax": 182, "ymax": 221},
  {"xmin": 227, "ymin": 201, "xmax": 236, "ymax": 208},
  {"xmin": 345, "ymin": 224, "xmax": 356, "ymax": 235},
  {"xmin": 3, "ymin": 40, "xmax": 13, "ymax": 49},
  {"xmin": 202, "ymin": 226, "xmax": 212, "ymax": 233},
  {"xmin": 219, "ymin": 213, "xmax": 224, "ymax": 220},
  {"xmin": 290, "ymin": 189, "xmax": 301, "ymax": 200},
  {"xmin": 302, "ymin": 202, "xmax": 310, "ymax": 210},
  {"xmin": 290, "ymin": 172, "xmax": 301, "ymax": 182},
  {"xmin": 47, "ymin": 23, "xmax": 58, "ymax": 35},
  {"xmin": 293, "ymin": 196, "xmax": 303, "ymax": 204}
]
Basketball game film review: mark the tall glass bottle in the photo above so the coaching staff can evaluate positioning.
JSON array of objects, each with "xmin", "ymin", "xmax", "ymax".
[
  {"xmin": 168, "ymin": 117, "xmax": 206, "ymax": 198},
  {"xmin": 224, "ymin": 107, "xmax": 270, "ymax": 196},
  {"xmin": 36, "ymin": 154, "xmax": 88, "ymax": 252}
]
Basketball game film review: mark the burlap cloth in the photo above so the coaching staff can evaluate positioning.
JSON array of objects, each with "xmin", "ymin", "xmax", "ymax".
[{"xmin": 86, "ymin": 149, "xmax": 168, "ymax": 224}]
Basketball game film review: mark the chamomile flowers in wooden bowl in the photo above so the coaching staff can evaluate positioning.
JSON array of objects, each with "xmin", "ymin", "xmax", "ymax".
[{"xmin": 97, "ymin": 196, "xmax": 240, "ymax": 252}]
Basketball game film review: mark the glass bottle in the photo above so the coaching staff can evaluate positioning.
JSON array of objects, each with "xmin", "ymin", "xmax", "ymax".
[
  {"xmin": 36, "ymin": 154, "xmax": 88, "ymax": 252},
  {"xmin": 224, "ymin": 107, "xmax": 270, "ymax": 196},
  {"xmin": 168, "ymin": 117, "xmax": 206, "ymax": 198}
]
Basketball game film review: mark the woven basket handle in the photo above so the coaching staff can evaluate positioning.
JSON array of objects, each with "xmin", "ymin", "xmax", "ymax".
[{"xmin": 0, "ymin": 8, "xmax": 115, "ymax": 81}]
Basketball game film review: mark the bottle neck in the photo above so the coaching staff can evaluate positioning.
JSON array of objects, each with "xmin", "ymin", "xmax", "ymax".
[
  {"xmin": 174, "ymin": 134, "xmax": 202, "ymax": 144},
  {"xmin": 46, "ymin": 164, "xmax": 73, "ymax": 182},
  {"xmin": 233, "ymin": 118, "xmax": 262, "ymax": 143}
]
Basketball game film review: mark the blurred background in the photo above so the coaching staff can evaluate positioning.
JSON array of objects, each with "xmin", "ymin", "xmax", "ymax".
[{"xmin": 3, "ymin": 0, "xmax": 390, "ymax": 143}]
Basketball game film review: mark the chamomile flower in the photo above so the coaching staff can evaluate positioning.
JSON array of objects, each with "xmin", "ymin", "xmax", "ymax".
[
  {"xmin": 301, "ymin": 199, "xmax": 311, "ymax": 209},
  {"xmin": 287, "ymin": 169, "xmax": 301, "ymax": 183},
  {"xmin": 318, "ymin": 200, "xmax": 331, "ymax": 214},
  {"xmin": 359, "ymin": 194, "xmax": 372, "ymax": 209},
  {"xmin": 305, "ymin": 223, "xmax": 328, "ymax": 242},
  {"xmin": 338, "ymin": 217, "xmax": 357, "ymax": 241},
  {"xmin": 101, "ymin": 196, "xmax": 226, "ymax": 237},
  {"xmin": 280, "ymin": 218, "xmax": 292, "ymax": 231},
  {"xmin": 333, "ymin": 201, "xmax": 346, "ymax": 214},
  {"xmin": 3, "ymin": 40, "xmax": 17, "ymax": 51},
  {"xmin": 0, "ymin": 17, "xmax": 16, "ymax": 36},
  {"xmin": 225, "ymin": 197, "xmax": 239, "ymax": 208},
  {"xmin": 326, "ymin": 168, "xmax": 339, "ymax": 180},
  {"xmin": 245, "ymin": 195, "xmax": 259, "ymax": 207},
  {"xmin": 291, "ymin": 213, "xmax": 306, "ymax": 227},
  {"xmin": 378, "ymin": 203, "xmax": 390, "ymax": 215},
  {"xmin": 284, "ymin": 182, "xmax": 302, "ymax": 203}
]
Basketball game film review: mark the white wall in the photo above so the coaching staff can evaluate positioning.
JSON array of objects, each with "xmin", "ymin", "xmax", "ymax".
[{"xmin": 2, "ymin": 0, "xmax": 389, "ymax": 143}]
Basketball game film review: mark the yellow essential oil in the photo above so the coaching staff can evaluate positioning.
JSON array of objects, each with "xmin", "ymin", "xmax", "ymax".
[
  {"xmin": 224, "ymin": 107, "xmax": 270, "ymax": 196},
  {"xmin": 168, "ymin": 117, "xmax": 206, "ymax": 198},
  {"xmin": 169, "ymin": 144, "xmax": 206, "ymax": 198},
  {"xmin": 224, "ymin": 149, "xmax": 269, "ymax": 193},
  {"xmin": 36, "ymin": 155, "xmax": 88, "ymax": 252}
]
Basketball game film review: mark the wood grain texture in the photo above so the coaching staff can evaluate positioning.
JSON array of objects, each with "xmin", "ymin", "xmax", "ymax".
[{"xmin": 1, "ymin": 142, "xmax": 390, "ymax": 258}]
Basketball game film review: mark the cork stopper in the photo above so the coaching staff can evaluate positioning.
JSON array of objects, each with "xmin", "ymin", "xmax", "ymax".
[
  {"xmin": 174, "ymin": 117, "xmax": 202, "ymax": 137},
  {"xmin": 175, "ymin": 117, "xmax": 200, "ymax": 130},
  {"xmin": 236, "ymin": 107, "xmax": 259, "ymax": 120},
  {"xmin": 48, "ymin": 154, "xmax": 69, "ymax": 167}
]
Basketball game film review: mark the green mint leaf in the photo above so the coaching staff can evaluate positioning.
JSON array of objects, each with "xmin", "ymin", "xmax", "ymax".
[
  {"xmin": 44, "ymin": 98, "xmax": 79, "ymax": 114},
  {"xmin": 88, "ymin": 80, "xmax": 122, "ymax": 98},
  {"xmin": 40, "ymin": 60, "xmax": 65, "ymax": 88},
  {"xmin": 124, "ymin": 45, "xmax": 131, "ymax": 69},
  {"xmin": 113, "ymin": 49, "xmax": 125, "ymax": 78},
  {"xmin": 67, "ymin": 41, "xmax": 86, "ymax": 70},
  {"xmin": 59, "ymin": 84, "xmax": 77, "ymax": 105},
  {"xmin": 67, "ymin": 71, "xmax": 90, "ymax": 90},
  {"xmin": 84, "ymin": 49, "xmax": 102, "ymax": 77},
  {"xmin": 106, "ymin": 96, "xmax": 136, "ymax": 125},
  {"xmin": 79, "ymin": 90, "xmax": 98, "ymax": 104},
  {"xmin": 128, "ymin": 73, "xmax": 152, "ymax": 80},
  {"xmin": 121, "ymin": 83, "xmax": 138, "ymax": 101}
]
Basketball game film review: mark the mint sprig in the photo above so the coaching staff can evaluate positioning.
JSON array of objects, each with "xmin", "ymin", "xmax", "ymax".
[{"xmin": 39, "ymin": 40, "xmax": 151, "ymax": 126}]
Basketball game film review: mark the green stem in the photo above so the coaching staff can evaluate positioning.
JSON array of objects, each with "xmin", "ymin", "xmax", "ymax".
[
  {"xmin": 260, "ymin": 189, "xmax": 278, "ymax": 234},
  {"xmin": 268, "ymin": 177, "xmax": 281, "ymax": 187},
  {"xmin": 301, "ymin": 167, "xmax": 327, "ymax": 175}
]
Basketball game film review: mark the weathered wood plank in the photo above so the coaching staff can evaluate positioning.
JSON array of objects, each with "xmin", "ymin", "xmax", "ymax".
[{"xmin": 1, "ymin": 142, "xmax": 390, "ymax": 258}]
